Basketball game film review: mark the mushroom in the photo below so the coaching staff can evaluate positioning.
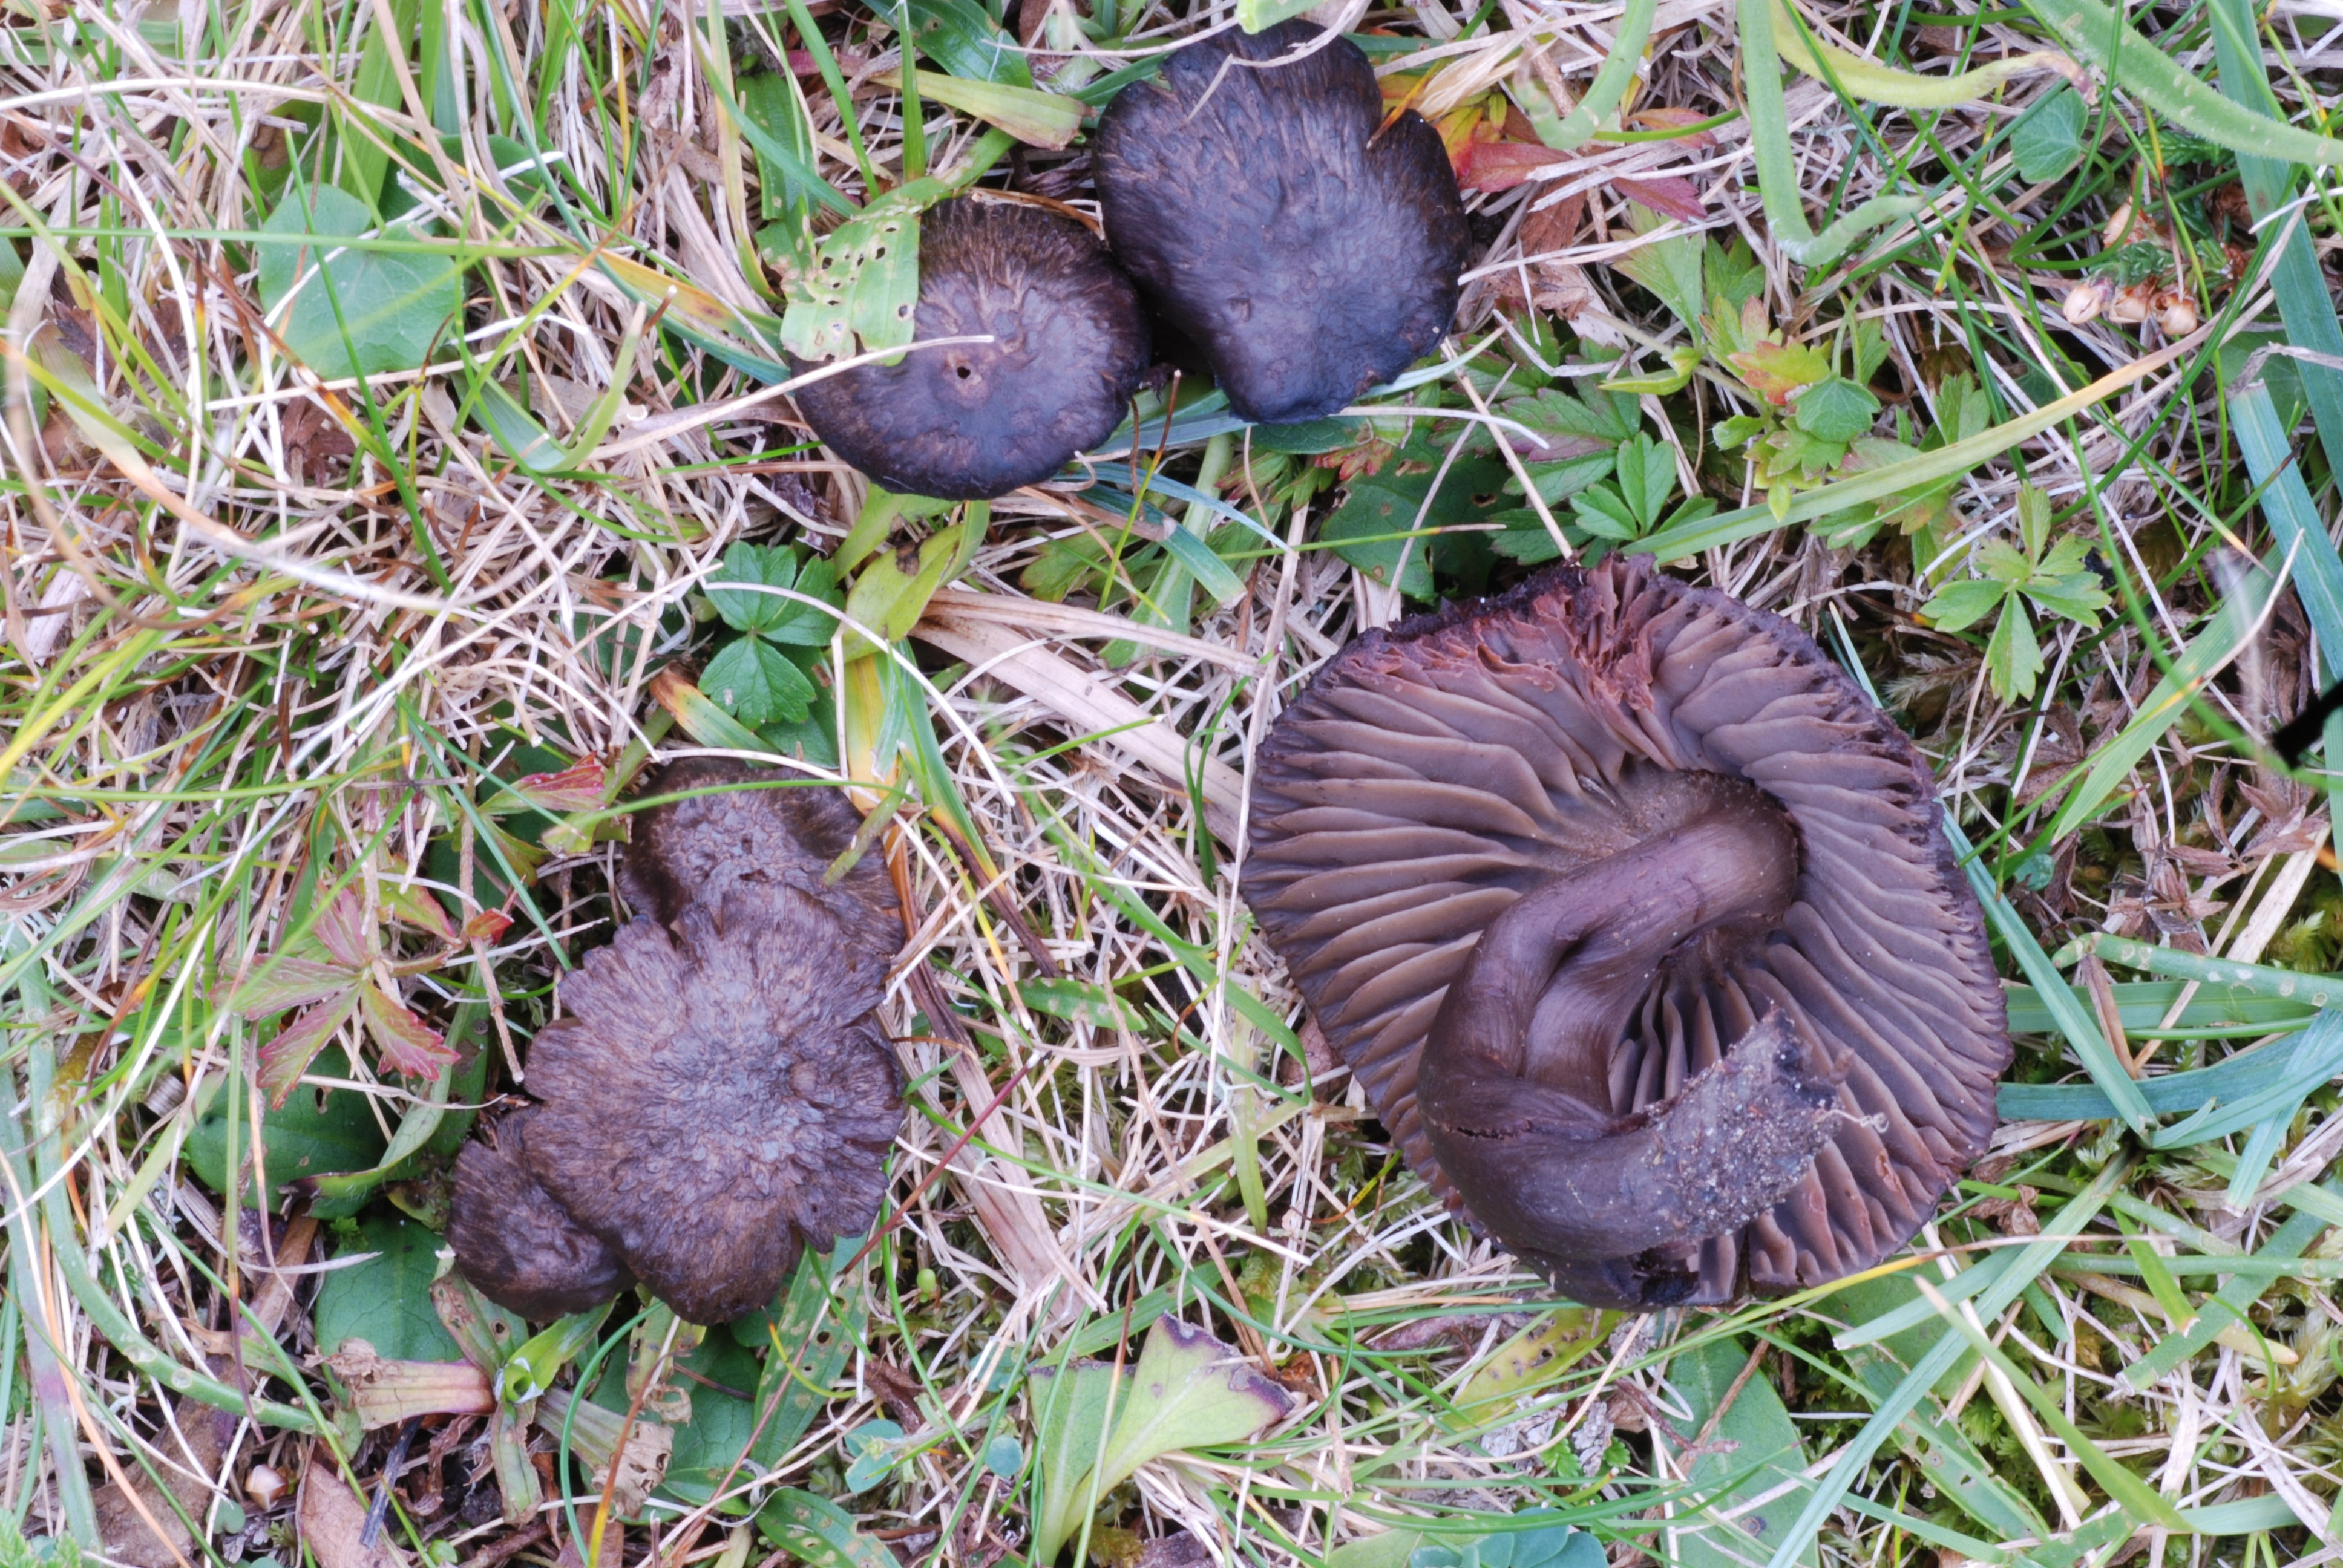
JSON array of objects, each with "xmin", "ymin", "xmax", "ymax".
[
  {"xmin": 448, "ymin": 760, "xmax": 904, "ymax": 1324},
  {"xmin": 1240, "ymin": 559, "xmax": 2009, "ymax": 1307},
  {"xmin": 1093, "ymin": 22, "xmax": 1469, "ymax": 426},
  {"xmin": 791, "ymin": 196, "xmax": 1151, "ymax": 501}
]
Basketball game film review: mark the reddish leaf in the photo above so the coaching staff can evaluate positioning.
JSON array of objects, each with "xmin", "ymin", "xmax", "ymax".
[
  {"xmin": 313, "ymin": 891, "xmax": 372, "ymax": 970},
  {"xmin": 380, "ymin": 883, "xmax": 457, "ymax": 942},
  {"xmin": 1616, "ymin": 176, "xmax": 1707, "ymax": 221},
  {"xmin": 504, "ymin": 759, "xmax": 607, "ymax": 816},
  {"xmin": 1458, "ymin": 141, "xmax": 1567, "ymax": 192},
  {"xmin": 462, "ymin": 908, "xmax": 513, "ymax": 944},
  {"xmin": 1625, "ymin": 106, "xmax": 1720, "ymax": 146},
  {"xmin": 259, "ymin": 989, "xmax": 360, "ymax": 1108},
  {"xmin": 1728, "ymin": 340, "xmax": 1833, "ymax": 405},
  {"xmin": 224, "ymin": 955, "xmax": 361, "ymax": 1019},
  {"xmin": 359, "ymin": 978, "xmax": 457, "ymax": 1078}
]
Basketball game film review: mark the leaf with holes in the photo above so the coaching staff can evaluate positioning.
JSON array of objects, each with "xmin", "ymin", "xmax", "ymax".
[{"xmin": 781, "ymin": 184, "xmax": 943, "ymax": 362}]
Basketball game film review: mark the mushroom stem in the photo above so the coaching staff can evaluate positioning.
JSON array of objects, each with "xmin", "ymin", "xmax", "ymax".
[{"xmin": 1419, "ymin": 793, "xmax": 1849, "ymax": 1270}]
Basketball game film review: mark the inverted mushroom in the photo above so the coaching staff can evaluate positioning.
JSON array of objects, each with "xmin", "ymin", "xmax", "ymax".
[
  {"xmin": 449, "ymin": 760, "xmax": 904, "ymax": 1324},
  {"xmin": 1093, "ymin": 22, "xmax": 1468, "ymax": 425},
  {"xmin": 791, "ymin": 196, "xmax": 1150, "ymax": 501},
  {"xmin": 1240, "ymin": 559, "xmax": 2008, "ymax": 1308}
]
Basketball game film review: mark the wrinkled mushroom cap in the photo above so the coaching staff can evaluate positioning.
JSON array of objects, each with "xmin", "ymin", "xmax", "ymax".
[
  {"xmin": 1094, "ymin": 22, "xmax": 1467, "ymax": 425},
  {"xmin": 1240, "ymin": 558, "xmax": 2009, "ymax": 1307},
  {"xmin": 450, "ymin": 763, "xmax": 905, "ymax": 1325},
  {"xmin": 620, "ymin": 755, "xmax": 900, "ymax": 958},
  {"xmin": 519, "ymin": 895, "xmax": 902, "ymax": 1325},
  {"xmin": 447, "ymin": 1109, "xmax": 637, "ymax": 1321},
  {"xmin": 791, "ymin": 197, "xmax": 1150, "ymax": 501}
]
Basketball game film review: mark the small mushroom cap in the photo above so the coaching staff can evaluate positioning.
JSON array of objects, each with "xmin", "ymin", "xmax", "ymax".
[
  {"xmin": 448, "ymin": 1109, "xmax": 637, "ymax": 1321},
  {"xmin": 1093, "ymin": 22, "xmax": 1468, "ymax": 425},
  {"xmin": 621, "ymin": 756, "xmax": 900, "ymax": 956},
  {"xmin": 1241, "ymin": 558, "xmax": 2009, "ymax": 1307},
  {"xmin": 791, "ymin": 197, "xmax": 1150, "ymax": 501},
  {"xmin": 522, "ymin": 892, "xmax": 903, "ymax": 1325}
]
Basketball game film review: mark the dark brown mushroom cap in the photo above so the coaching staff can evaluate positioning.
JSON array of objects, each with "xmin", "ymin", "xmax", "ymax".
[
  {"xmin": 790, "ymin": 197, "xmax": 1150, "ymax": 501},
  {"xmin": 447, "ymin": 1109, "xmax": 637, "ymax": 1321},
  {"xmin": 620, "ymin": 756, "xmax": 899, "ymax": 959},
  {"xmin": 1240, "ymin": 558, "xmax": 2009, "ymax": 1308},
  {"xmin": 1093, "ymin": 22, "xmax": 1467, "ymax": 425},
  {"xmin": 520, "ymin": 893, "xmax": 903, "ymax": 1325}
]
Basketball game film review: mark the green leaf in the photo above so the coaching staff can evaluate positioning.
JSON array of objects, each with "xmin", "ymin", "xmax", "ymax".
[
  {"xmin": 1613, "ymin": 216, "xmax": 1706, "ymax": 335},
  {"xmin": 882, "ymin": 69, "xmax": 1083, "ymax": 149},
  {"xmin": 1613, "ymin": 434, "xmax": 1675, "ymax": 529},
  {"xmin": 983, "ymin": 1435, "xmax": 1023, "ymax": 1478},
  {"xmin": 1322, "ymin": 459, "xmax": 1509, "ymax": 599},
  {"xmin": 780, "ymin": 184, "xmax": 936, "ymax": 361},
  {"xmin": 707, "ymin": 542, "xmax": 802, "ymax": 635},
  {"xmin": 1027, "ymin": 1359, "xmax": 1119, "ymax": 1566},
  {"xmin": 1664, "ymin": 1336, "xmax": 1817, "ymax": 1568},
  {"xmin": 1920, "ymin": 577, "xmax": 2011, "ymax": 633},
  {"xmin": 756, "ymin": 1489, "xmax": 895, "ymax": 1568},
  {"xmin": 1571, "ymin": 485, "xmax": 1643, "ymax": 542},
  {"xmin": 1731, "ymin": 339, "xmax": 1833, "ymax": 403},
  {"xmin": 842, "ymin": 1419, "xmax": 909, "ymax": 1492},
  {"xmin": 1450, "ymin": 1308, "xmax": 1613, "ymax": 1423},
  {"xmin": 1790, "ymin": 378, "xmax": 1881, "ymax": 443},
  {"xmin": 315, "ymin": 1212, "xmax": 467, "ymax": 1362},
  {"xmin": 255, "ymin": 183, "xmax": 461, "ymax": 381},
  {"xmin": 185, "ymin": 1079, "xmax": 388, "ymax": 1212},
  {"xmin": 2011, "ymin": 85, "xmax": 2087, "ymax": 181},
  {"xmin": 473, "ymin": 379, "xmax": 566, "ymax": 473},
  {"xmin": 1705, "ymin": 239, "xmax": 1767, "ymax": 317},
  {"xmin": 701, "ymin": 638, "xmax": 818, "ymax": 727},
  {"xmin": 1018, "ymin": 976, "xmax": 1147, "ymax": 1031},
  {"xmin": 905, "ymin": 0, "xmax": 1031, "ymax": 83},
  {"xmin": 1985, "ymin": 598, "xmax": 2045, "ymax": 702},
  {"xmin": 1088, "ymin": 1318, "xmax": 1295, "ymax": 1515}
]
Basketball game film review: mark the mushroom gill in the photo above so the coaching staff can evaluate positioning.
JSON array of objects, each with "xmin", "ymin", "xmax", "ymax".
[
  {"xmin": 790, "ymin": 195, "xmax": 1150, "ymax": 501},
  {"xmin": 1093, "ymin": 22, "xmax": 1468, "ymax": 426},
  {"xmin": 448, "ymin": 760, "xmax": 903, "ymax": 1325},
  {"xmin": 1240, "ymin": 558, "xmax": 2009, "ymax": 1307}
]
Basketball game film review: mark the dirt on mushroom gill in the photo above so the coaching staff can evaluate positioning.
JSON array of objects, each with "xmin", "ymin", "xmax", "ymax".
[
  {"xmin": 1240, "ymin": 558, "xmax": 2010, "ymax": 1308},
  {"xmin": 448, "ymin": 758, "xmax": 904, "ymax": 1325}
]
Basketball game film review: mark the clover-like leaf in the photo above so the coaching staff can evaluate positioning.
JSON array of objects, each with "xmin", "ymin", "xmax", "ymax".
[
  {"xmin": 706, "ymin": 542, "xmax": 802, "ymax": 636},
  {"xmin": 1790, "ymin": 377, "xmax": 1881, "ymax": 443},
  {"xmin": 701, "ymin": 636, "xmax": 818, "ymax": 727}
]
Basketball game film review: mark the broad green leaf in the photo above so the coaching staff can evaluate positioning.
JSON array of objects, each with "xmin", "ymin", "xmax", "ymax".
[
  {"xmin": 2012, "ymin": 87, "xmax": 2088, "ymax": 183},
  {"xmin": 1027, "ymin": 1359, "xmax": 1121, "ymax": 1565},
  {"xmin": 1571, "ymin": 485, "xmax": 1642, "ymax": 542},
  {"xmin": 1088, "ymin": 1318, "xmax": 1294, "ymax": 1514},
  {"xmin": 1985, "ymin": 596, "xmax": 2045, "ymax": 702},
  {"xmin": 1450, "ymin": 1308, "xmax": 1613, "ymax": 1424},
  {"xmin": 1731, "ymin": 339, "xmax": 1833, "ymax": 403},
  {"xmin": 1790, "ymin": 378, "xmax": 1881, "ymax": 442},
  {"xmin": 729, "ymin": 1241, "xmax": 867, "ymax": 1486},
  {"xmin": 1613, "ymin": 217, "xmax": 1705, "ymax": 335},
  {"xmin": 256, "ymin": 183, "xmax": 461, "ymax": 381},
  {"xmin": 758, "ymin": 1489, "xmax": 895, "ymax": 1568},
  {"xmin": 1018, "ymin": 976, "xmax": 1147, "ymax": 1031},
  {"xmin": 701, "ymin": 638, "xmax": 818, "ymax": 728},
  {"xmin": 1614, "ymin": 434, "xmax": 1674, "ymax": 529},
  {"xmin": 739, "ymin": 71, "xmax": 827, "ymax": 235},
  {"xmin": 185, "ymin": 1078, "xmax": 388, "ymax": 1211},
  {"xmin": 473, "ymin": 379, "xmax": 565, "ymax": 472},
  {"xmin": 707, "ymin": 541, "xmax": 803, "ymax": 636},
  {"xmin": 315, "ymin": 1212, "xmax": 467, "ymax": 1362},
  {"xmin": 878, "ymin": 69, "xmax": 1083, "ymax": 149},
  {"xmin": 1664, "ymin": 1336, "xmax": 1816, "ymax": 1568},
  {"xmin": 781, "ymin": 185, "xmax": 940, "ymax": 361},
  {"xmin": 906, "ymin": 0, "xmax": 1031, "ymax": 83},
  {"xmin": 1920, "ymin": 577, "xmax": 2007, "ymax": 633},
  {"xmin": 842, "ymin": 519, "xmax": 975, "ymax": 642},
  {"xmin": 1322, "ymin": 459, "xmax": 1510, "ymax": 598}
]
